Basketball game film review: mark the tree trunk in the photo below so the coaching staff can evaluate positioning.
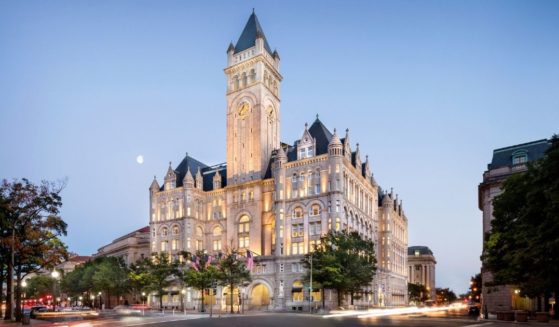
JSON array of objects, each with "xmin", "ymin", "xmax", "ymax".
[
  {"xmin": 107, "ymin": 290, "xmax": 111, "ymax": 309},
  {"xmin": 350, "ymin": 292, "xmax": 354, "ymax": 305},
  {"xmin": 201, "ymin": 289, "xmax": 205, "ymax": 312},
  {"xmin": 337, "ymin": 289, "xmax": 342, "ymax": 308},
  {"xmin": 321, "ymin": 288, "xmax": 325, "ymax": 310},
  {"xmin": 230, "ymin": 283, "xmax": 234, "ymax": 314},
  {"xmin": 0, "ymin": 270, "xmax": 4, "ymax": 319},
  {"xmin": 15, "ymin": 272, "xmax": 22, "ymax": 322},
  {"xmin": 4, "ymin": 260, "xmax": 13, "ymax": 320}
]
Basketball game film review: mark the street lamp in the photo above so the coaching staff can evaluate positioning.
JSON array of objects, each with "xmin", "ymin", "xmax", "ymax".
[
  {"xmin": 51, "ymin": 270, "xmax": 60, "ymax": 311},
  {"xmin": 142, "ymin": 292, "xmax": 146, "ymax": 306},
  {"xmin": 98, "ymin": 292, "xmax": 102, "ymax": 310}
]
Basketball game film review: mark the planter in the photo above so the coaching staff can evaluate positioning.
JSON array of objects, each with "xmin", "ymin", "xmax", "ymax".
[
  {"xmin": 536, "ymin": 312, "xmax": 550, "ymax": 323},
  {"xmin": 496, "ymin": 311, "xmax": 504, "ymax": 320},
  {"xmin": 515, "ymin": 311, "xmax": 528, "ymax": 322},
  {"xmin": 503, "ymin": 311, "xmax": 515, "ymax": 321}
]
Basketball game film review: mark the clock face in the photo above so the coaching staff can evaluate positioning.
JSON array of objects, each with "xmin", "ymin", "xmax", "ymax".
[{"xmin": 238, "ymin": 102, "xmax": 249, "ymax": 119}]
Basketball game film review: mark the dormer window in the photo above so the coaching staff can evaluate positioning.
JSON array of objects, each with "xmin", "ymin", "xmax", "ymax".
[{"xmin": 512, "ymin": 150, "xmax": 528, "ymax": 165}]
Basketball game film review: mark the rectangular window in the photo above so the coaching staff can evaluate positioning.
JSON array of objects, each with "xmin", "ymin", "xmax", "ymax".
[
  {"xmin": 239, "ymin": 236, "xmax": 249, "ymax": 248},
  {"xmin": 291, "ymin": 242, "xmax": 304, "ymax": 255},
  {"xmin": 213, "ymin": 239, "xmax": 222, "ymax": 251},
  {"xmin": 160, "ymin": 241, "xmax": 168, "ymax": 252},
  {"xmin": 291, "ymin": 224, "xmax": 304, "ymax": 238},
  {"xmin": 172, "ymin": 239, "xmax": 178, "ymax": 251}
]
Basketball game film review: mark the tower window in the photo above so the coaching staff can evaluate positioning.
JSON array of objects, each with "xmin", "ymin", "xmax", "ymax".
[{"xmin": 512, "ymin": 150, "xmax": 528, "ymax": 165}]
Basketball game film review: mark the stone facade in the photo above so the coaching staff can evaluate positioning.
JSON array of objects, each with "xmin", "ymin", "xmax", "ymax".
[
  {"xmin": 95, "ymin": 226, "xmax": 150, "ymax": 266},
  {"xmin": 478, "ymin": 139, "xmax": 550, "ymax": 313},
  {"xmin": 407, "ymin": 246, "xmax": 436, "ymax": 301},
  {"xmin": 148, "ymin": 12, "xmax": 409, "ymax": 311}
]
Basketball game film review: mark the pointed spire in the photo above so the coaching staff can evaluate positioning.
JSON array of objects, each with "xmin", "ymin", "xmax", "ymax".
[
  {"xmin": 184, "ymin": 166, "xmax": 194, "ymax": 187},
  {"xmin": 150, "ymin": 176, "xmax": 160, "ymax": 191},
  {"xmin": 329, "ymin": 128, "xmax": 342, "ymax": 146},
  {"xmin": 196, "ymin": 167, "xmax": 203, "ymax": 189},
  {"xmin": 213, "ymin": 170, "xmax": 222, "ymax": 190},
  {"xmin": 234, "ymin": 11, "xmax": 272, "ymax": 54},
  {"xmin": 227, "ymin": 42, "xmax": 235, "ymax": 53}
]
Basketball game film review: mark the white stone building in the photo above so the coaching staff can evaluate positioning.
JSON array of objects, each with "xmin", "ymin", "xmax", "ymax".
[
  {"xmin": 478, "ymin": 139, "xmax": 550, "ymax": 313},
  {"xmin": 148, "ymin": 12, "xmax": 409, "ymax": 311},
  {"xmin": 407, "ymin": 246, "xmax": 436, "ymax": 301}
]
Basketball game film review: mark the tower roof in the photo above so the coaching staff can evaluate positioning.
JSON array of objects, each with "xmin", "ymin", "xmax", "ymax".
[
  {"xmin": 235, "ymin": 11, "xmax": 273, "ymax": 54},
  {"xmin": 308, "ymin": 117, "xmax": 333, "ymax": 155}
]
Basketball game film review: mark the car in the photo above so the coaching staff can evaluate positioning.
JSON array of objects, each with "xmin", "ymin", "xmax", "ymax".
[
  {"xmin": 114, "ymin": 305, "xmax": 143, "ymax": 315},
  {"xmin": 29, "ymin": 306, "xmax": 49, "ymax": 318},
  {"xmin": 468, "ymin": 303, "xmax": 481, "ymax": 315}
]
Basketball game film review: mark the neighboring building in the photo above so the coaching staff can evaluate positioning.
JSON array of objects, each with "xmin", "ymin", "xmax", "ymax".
[
  {"xmin": 56, "ymin": 255, "xmax": 91, "ymax": 275},
  {"xmin": 478, "ymin": 139, "xmax": 550, "ymax": 313},
  {"xmin": 95, "ymin": 226, "xmax": 150, "ymax": 266},
  {"xmin": 407, "ymin": 246, "xmax": 436, "ymax": 301},
  {"xmin": 148, "ymin": 12, "xmax": 409, "ymax": 311}
]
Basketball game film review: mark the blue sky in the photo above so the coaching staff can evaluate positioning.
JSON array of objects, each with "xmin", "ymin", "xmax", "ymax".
[{"xmin": 1, "ymin": 0, "xmax": 558, "ymax": 294}]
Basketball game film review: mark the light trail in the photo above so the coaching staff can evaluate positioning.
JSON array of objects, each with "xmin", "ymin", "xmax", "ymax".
[{"xmin": 324, "ymin": 304, "xmax": 467, "ymax": 319}]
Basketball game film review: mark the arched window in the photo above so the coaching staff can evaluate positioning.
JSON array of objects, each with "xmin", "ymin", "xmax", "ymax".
[
  {"xmin": 196, "ymin": 226, "xmax": 203, "ymax": 238},
  {"xmin": 238, "ymin": 215, "xmax": 250, "ymax": 248},
  {"xmin": 172, "ymin": 225, "xmax": 180, "ymax": 235},
  {"xmin": 242, "ymin": 72, "xmax": 248, "ymax": 87},
  {"xmin": 335, "ymin": 217, "xmax": 341, "ymax": 231},
  {"xmin": 292, "ymin": 281, "xmax": 304, "ymax": 302},
  {"xmin": 213, "ymin": 226, "xmax": 222, "ymax": 236},
  {"xmin": 310, "ymin": 204, "xmax": 321, "ymax": 216},
  {"xmin": 161, "ymin": 227, "xmax": 168, "ymax": 237},
  {"xmin": 293, "ymin": 207, "xmax": 303, "ymax": 219}
]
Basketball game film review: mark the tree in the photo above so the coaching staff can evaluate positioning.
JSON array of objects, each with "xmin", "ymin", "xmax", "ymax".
[
  {"xmin": 302, "ymin": 230, "xmax": 377, "ymax": 307},
  {"xmin": 216, "ymin": 251, "xmax": 251, "ymax": 314},
  {"xmin": 466, "ymin": 274, "xmax": 482, "ymax": 303},
  {"xmin": 182, "ymin": 251, "xmax": 219, "ymax": 312},
  {"xmin": 408, "ymin": 283, "xmax": 429, "ymax": 304},
  {"xmin": 482, "ymin": 135, "xmax": 559, "ymax": 316},
  {"xmin": 25, "ymin": 275, "xmax": 55, "ymax": 300},
  {"xmin": 142, "ymin": 253, "xmax": 180, "ymax": 311},
  {"xmin": 91, "ymin": 257, "xmax": 129, "ymax": 308},
  {"xmin": 0, "ymin": 178, "xmax": 68, "ymax": 321},
  {"xmin": 436, "ymin": 287, "xmax": 457, "ymax": 305}
]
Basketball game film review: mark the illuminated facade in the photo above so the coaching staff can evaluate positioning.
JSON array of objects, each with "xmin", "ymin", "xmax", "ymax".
[
  {"xmin": 149, "ymin": 12, "xmax": 409, "ymax": 310},
  {"xmin": 407, "ymin": 246, "xmax": 436, "ymax": 301}
]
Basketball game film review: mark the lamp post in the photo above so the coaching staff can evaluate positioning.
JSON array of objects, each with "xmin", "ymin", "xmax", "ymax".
[
  {"xmin": 98, "ymin": 292, "xmax": 102, "ymax": 311},
  {"xmin": 142, "ymin": 292, "xmax": 146, "ymax": 306},
  {"xmin": 309, "ymin": 251, "xmax": 313, "ymax": 313},
  {"xmin": 51, "ymin": 270, "xmax": 60, "ymax": 311},
  {"xmin": 21, "ymin": 280, "xmax": 27, "ymax": 319},
  {"xmin": 180, "ymin": 289, "xmax": 186, "ymax": 313}
]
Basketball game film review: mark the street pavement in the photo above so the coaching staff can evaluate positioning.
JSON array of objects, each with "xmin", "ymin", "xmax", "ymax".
[{"xmin": 2, "ymin": 311, "xmax": 558, "ymax": 327}]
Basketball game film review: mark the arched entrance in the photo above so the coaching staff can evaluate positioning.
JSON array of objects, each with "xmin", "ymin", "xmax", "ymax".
[{"xmin": 250, "ymin": 284, "xmax": 270, "ymax": 308}]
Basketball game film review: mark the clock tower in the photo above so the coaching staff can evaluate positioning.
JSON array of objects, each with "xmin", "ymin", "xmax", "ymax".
[{"xmin": 225, "ymin": 11, "xmax": 282, "ymax": 185}]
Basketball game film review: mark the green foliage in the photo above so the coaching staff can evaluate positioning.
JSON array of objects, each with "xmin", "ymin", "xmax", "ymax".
[
  {"xmin": 466, "ymin": 274, "xmax": 482, "ymax": 303},
  {"xmin": 482, "ymin": 135, "xmax": 559, "ymax": 298},
  {"xmin": 408, "ymin": 283, "xmax": 429, "ymax": 303},
  {"xmin": 182, "ymin": 251, "xmax": 219, "ymax": 312},
  {"xmin": 436, "ymin": 287, "xmax": 457, "ymax": 304},
  {"xmin": 0, "ymin": 178, "xmax": 68, "ymax": 320},
  {"xmin": 302, "ymin": 230, "xmax": 377, "ymax": 306},
  {"xmin": 25, "ymin": 275, "xmax": 55, "ymax": 299},
  {"xmin": 216, "ymin": 251, "xmax": 251, "ymax": 313},
  {"xmin": 141, "ymin": 253, "xmax": 180, "ymax": 310}
]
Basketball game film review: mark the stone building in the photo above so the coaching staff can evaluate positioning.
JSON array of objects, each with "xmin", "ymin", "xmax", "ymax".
[
  {"xmin": 148, "ymin": 12, "xmax": 409, "ymax": 311},
  {"xmin": 95, "ymin": 226, "xmax": 150, "ymax": 266},
  {"xmin": 478, "ymin": 138, "xmax": 550, "ymax": 313},
  {"xmin": 407, "ymin": 246, "xmax": 436, "ymax": 301}
]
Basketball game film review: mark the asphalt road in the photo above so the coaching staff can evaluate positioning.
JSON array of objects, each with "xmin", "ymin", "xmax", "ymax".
[{"xmin": 42, "ymin": 313, "xmax": 507, "ymax": 327}]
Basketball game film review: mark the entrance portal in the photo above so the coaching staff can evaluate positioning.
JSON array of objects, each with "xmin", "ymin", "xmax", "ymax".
[{"xmin": 250, "ymin": 284, "xmax": 270, "ymax": 308}]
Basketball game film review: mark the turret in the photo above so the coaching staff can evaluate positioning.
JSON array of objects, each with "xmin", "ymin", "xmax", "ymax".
[
  {"xmin": 196, "ymin": 168, "xmax": 203, "ymax": 190},
  {"xmin": 328, "ymin": 128, "xmax": 343, "ymax": 156},
  {"xmin": 213, "ymin": 170, "xmax": 222, "ymax": 190},
  {"xmin": 150, "ymin": 176, "xmax": 160, "ymax": 193},
  {"xmin": 183, "ymin": 167, "xmax": 194, "ymax": 188},
  {"xmin": 164, "ymin": 162, "xmax": 176, "ymax": 190}
]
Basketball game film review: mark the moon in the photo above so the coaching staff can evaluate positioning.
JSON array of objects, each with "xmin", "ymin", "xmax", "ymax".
[{"xmin": 136, "ymin": 155, "xmax": 144, "ymax": 164}]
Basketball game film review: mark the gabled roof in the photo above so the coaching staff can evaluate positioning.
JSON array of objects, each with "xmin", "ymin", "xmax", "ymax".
[
  {"xmin": 489, "ymin": 139, "xmax": 550, "ymax": 170},
  {"xmin": 234, "ymin": 11, "xmax": 273, "ymax": 54},
  {"xmin": 172, "ymin": 154, "xmax": 209, "ymax": 189},
  {"xmin": 307, "ymin": 117, "xmax": 333, "ymax": 155}
]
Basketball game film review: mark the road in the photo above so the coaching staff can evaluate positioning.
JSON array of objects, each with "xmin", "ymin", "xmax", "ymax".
[{"xmin": 32, "ymin": 312, "xmax": 524, "ymax": 327}]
